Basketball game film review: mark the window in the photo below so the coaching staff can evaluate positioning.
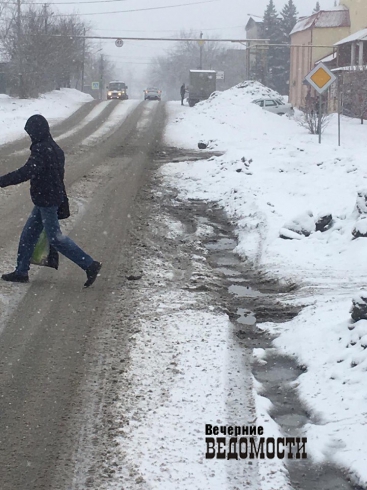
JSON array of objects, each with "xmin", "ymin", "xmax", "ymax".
[
  {"xmin": 109, "ymin": 82, "xmax": 126, "ymax": 91},
  {"xmin": 265, "ymin": 100, "xmax": 277, "ymax": 107}
]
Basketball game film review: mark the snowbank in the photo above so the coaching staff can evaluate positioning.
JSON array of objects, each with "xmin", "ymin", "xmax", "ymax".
[
  {"xmin": 163, "ymin": 81, "xmax": 367, "ymax": 485},
  {"xmin": 0, "ymin": 88, "xmax": 93, "ymax": 145}
]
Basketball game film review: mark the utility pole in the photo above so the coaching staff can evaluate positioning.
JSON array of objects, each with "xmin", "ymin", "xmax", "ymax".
[
  {"xmin": 99, "ymin": 54, "xmax": 104, "ymax": 100},
  {"xmin": 17, "ymin": 0, "xmax": 24, "ymax": 98},
  {"xmin": 246, "ymin": 43, "xmax": 251, "ymax": 80},
  {"xmin": 199, "ymin": 31, "xmax": 203, "ymax": 70},
  {"xmin": 81, "ymin": 27, "xmax": 86, "ymax": 92},
  {"xmin": 43, "ymin": 3, "xmax": 48, "ymax": 33}
]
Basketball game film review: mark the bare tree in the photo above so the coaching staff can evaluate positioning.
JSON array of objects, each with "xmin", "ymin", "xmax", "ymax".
[
  {"xmin": 83, "ymin": 51, "xmax": 115, "ymax": 93},
  {"xmin": 0, "ymin": 2, "xmax": 16, "ymax": 60},
  {"xmin": 0, "ymin": 3, "xmax": 110, "ymax": 98},
  {"xmin": 296, "ymin": 91, "xmax": 330, "ymax": 134},
  {"xmin": 297, "ymin": 109, "xmax": 330, "ymax": 134}
]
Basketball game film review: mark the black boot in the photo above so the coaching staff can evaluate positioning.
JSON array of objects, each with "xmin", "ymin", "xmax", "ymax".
[
  {"xmin": 1, "ymin": 271, "xmax": 29, "ymax": 283},
  {"xmin": 84, "ymin": 261, "xmax": 102, "ymax": 288}
]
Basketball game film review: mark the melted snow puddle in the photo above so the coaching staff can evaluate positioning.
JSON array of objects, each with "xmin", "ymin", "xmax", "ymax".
[
  {"xmin": 196, "ymin": 209, "xmax": 362, "ymax": 490},
  {"xmin": 228, "ymin": 284, "xmax": 264, "ymax": 298},
  {"xmin": 204, "ymin": 237, "xmax": 237, "ymax": 251},
  {"xmin": 236, "ymin": 308, "xmax": 257, "ymax": 326},
  {"xmin": 253, "ymin": 352, "xmax": 362, "ymax": 490},
  {"xmin": 216, "ymin": 267, "xmax": 241, "ymax": 277},
  {"xmin": 214, "ymin": 255, "xmax": 241, "ymax": 267}
]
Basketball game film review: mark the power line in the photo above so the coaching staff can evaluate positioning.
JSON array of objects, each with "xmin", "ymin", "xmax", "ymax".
[
  {"xmin": 105, "ymin": 54, "xmax": 155, "ymax": 59},
  {"xmin": 92, "ymin": 25, "xmax": 245, "ymax": 33},
  {"xmin": 41, "ymin": 34, "xmax": 259, "ymax": 42},
  {"xmin": 18, "ymin": 0, "xmax": 130, "ymax": 3},
  {"xmin": 25, "ymin": 0, "xmax": 220, "ymax": 16},
  {"xmin": 1, "ymin": 0, "xmax": 129, "ymax": 3},
  {"xmin": 106, "ymin": 60, "xmax": 158, "ymax": 64}
]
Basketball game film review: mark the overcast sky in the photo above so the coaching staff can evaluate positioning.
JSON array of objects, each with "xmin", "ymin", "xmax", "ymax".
[{"xmin": 42, "ymin": 0, "xmax": 337, "ymax": 94}]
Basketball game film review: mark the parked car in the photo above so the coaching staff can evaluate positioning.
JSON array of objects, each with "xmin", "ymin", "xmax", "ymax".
[
  {"xmin": 144, "ymin": 87, "xmax": 162, "ymax": 101},
  {"xmin": 252, "ymin": 97, "xmax": 294, "ymax": 116}
]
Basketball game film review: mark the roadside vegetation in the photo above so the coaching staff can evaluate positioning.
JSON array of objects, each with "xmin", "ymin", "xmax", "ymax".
[{"xmin": 0, "ymin": 3, "xmax": 114, "ymax": 98}]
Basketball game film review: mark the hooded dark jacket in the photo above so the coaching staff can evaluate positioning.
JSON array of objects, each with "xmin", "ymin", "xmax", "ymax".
[{"xmin": 0, "ymin": 115, "xmax": 66, "ymax": 207}]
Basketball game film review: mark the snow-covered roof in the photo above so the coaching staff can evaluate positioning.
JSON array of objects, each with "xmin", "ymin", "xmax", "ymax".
[
  {"xmin": 291, "ymin": 8, "xmax": 350, "ymax": 35},
  {"xmin": 316, "ymin": 52, "xmax": 337, "ymax": 64},
  {"xmin": 334, "ymin": 27, "xmax": 367, "ymax": 46},
  {"xmin": 332, "ymin": 64, "xmax": 367, "ymax": 71},
  {"xmin": 245, "ymin": 17, "xmax": 263, "ymax": 30}
]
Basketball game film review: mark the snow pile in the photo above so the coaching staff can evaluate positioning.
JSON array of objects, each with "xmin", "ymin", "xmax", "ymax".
[
  {"xmin": 167, "ymin": 81, "xmax": 291, "ymax": 152},
  {"xmin": 353, "ymin": 216, "xmax": 367, "ymax": 238},
  {"xmin": 0, "ymin": 88, "xmax": 93, "ymax": 145},
  {"xmin": 206, "ymin": 80, "xmax": 282, "ymax": 106},
  {"xmin": 355, "ymin": 189, "xmax": 367, "ymax": 214},
  {"xmin": 264, "ymin": 301, "xmax": 367, "ymax": 485},
  {"xmin": 350, "ymin": 291, "xmax": 367, "ymax": 321},
  {"xmin": 164, "ymin": 94, "xmax": 367, "ymax": 284},
  {"xmin": 163, "ymin": 84, "xmax": 367, "ymax": 485},
  {"xmin": 281, "ymin": 211, "xmax": 315, "ymax": 238}
]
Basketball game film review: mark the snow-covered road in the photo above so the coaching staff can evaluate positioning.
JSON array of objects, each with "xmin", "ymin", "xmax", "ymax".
[{"xmin": 2, "ymin": 84, "xmax": 367, "ymax": 489}]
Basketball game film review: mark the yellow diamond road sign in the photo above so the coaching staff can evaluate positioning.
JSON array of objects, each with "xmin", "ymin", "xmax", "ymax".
[
  {"xmin": 311, "ymin": 68, "xmax": 331, "ymax": 88},
  {"xmin": 305, "ymin": 62, "xmax": 336, "ymax": 94}
]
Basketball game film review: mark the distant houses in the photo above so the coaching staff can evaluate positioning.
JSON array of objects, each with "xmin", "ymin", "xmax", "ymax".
[
  {"xmin": 289, "ymin": 0, "xmax": 367, "ymax": 112},
  {"xmin": 289, "ymin": 7, "xmax": 350, "ymax": 109},
  {"xmin": 245, "ymin": 17, "xmax": 268, "ymax": 86},
  {"xmin": 245, "ymin": 0, "xmax": 367, "ymax": 117}
]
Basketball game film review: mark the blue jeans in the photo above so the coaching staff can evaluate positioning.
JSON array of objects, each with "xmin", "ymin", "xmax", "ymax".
[{"xmin": 16, "ymin": 206, "xmax": 94, "ymax": 275}]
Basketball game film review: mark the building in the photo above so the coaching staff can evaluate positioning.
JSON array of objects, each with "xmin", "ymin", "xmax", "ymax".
[
  {"xmin": 289, "ymin": 7, "xmax": 350, "ymax": 108},
  {"xmin": 245, "ymin": 17, "xmax": 268, "ymax": 84},
  {"xmin": 245, "ymin": 16, "xmax": 264, "ymax": 41},
  {"xmin": 290, "ymin": 0, "xmax": 367, "ymax": 109},
  {"xmin": 342, "ymin": 0, "xmax": 367, "ymax": 32},
  {"xmin": 326, "ymin": 29, "xmax": 367, "ymax": 118}
]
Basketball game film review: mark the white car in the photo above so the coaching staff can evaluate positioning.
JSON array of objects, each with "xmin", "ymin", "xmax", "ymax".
[
  {"xmin": 252, "ymin": 97, "xmax": 294, "ymax": 116},
  {"xmin": 144, "ymin": 87, "xmax": 162, "ymax": 101}
]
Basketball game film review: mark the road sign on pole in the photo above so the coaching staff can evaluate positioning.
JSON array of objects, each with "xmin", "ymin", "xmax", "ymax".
[
  {"xmin": 305, "ymin": 63, "xmax": 336, "ymax": 144},
  {"xmin": 115, "ymin": 38, "xmax": 124, "ymax": 48},
  {"xmin": 305, "ymin": 62, "xmax": 336, "ymax": 94},
  {"xmin": 91, "ymin": 81, "xmax": 99, "ymax": 90}
]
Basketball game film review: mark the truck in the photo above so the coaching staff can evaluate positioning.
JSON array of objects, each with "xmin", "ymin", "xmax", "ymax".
[
  {"xmin": 187, "ymin": 70, "xmax": 216, "ymax": 107},
  {"xmin": 106, "ymin": 80, "xmax": 128, "ymax": 100}
]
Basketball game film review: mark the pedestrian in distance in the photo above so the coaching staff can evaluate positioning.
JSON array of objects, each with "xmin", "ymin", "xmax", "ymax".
[
  {"xmin": 0, "ymin": 114, "xmax": 102, "ymax": 287},
  {"xmin": 180, "ymin": 83, "xmax": 186, "ymax": 105}
]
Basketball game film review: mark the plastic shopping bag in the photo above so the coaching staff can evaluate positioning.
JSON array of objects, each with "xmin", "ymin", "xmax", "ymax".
[{"xmin": 31, "ymin": 230, "xmax": 59, "ymax": 270}]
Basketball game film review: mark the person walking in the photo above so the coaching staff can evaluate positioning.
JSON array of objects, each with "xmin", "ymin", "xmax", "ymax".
[
  {"xmin": 180, "ymin": 83, "xmax": 186, "ymax": 105},
  {"xmin": 0, "ymin": 114, "xmax": 101, "ymax": 287}
]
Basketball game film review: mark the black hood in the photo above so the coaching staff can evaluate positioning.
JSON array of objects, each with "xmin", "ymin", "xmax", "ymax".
[{"xmin": 24, "ymin": 115, "xmax": 50, "ymax": 143}]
